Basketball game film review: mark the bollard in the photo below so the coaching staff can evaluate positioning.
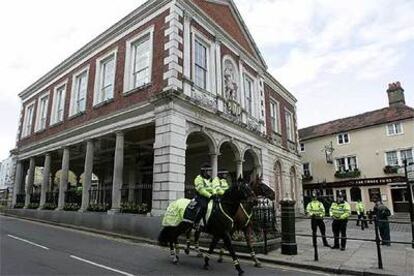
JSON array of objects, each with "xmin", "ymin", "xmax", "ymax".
[
  {"xmin": 280, "ymin": 199, "xmax": 297, "ymax": 255},
  {"xmin": 374, "ymin": 218, "xmax": 384, "ymax": 269}
]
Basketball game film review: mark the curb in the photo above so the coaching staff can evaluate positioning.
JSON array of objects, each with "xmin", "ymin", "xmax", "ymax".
[{"xmin": 1, "ymin": 213, "xmax": 398, "ymax": 276}]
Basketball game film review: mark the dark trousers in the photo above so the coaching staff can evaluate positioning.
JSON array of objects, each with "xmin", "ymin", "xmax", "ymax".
[
  {"xmin": 194, "ymin": 195, "xmax": 209, "ymax": 225},
  {"xmin": 332, "ymin": 219, "xmax": 348, "ymax": 249},
  {"xmin": 356, "ymin": 213, "xmax": 368, "ymax": 229},
  {"xmin": 378, "ymin": 220, "xmax": 391, "ymax": 245},
  {"xmin": 311, "ymin": 218, "xmax": 329, "ymax": 245}
]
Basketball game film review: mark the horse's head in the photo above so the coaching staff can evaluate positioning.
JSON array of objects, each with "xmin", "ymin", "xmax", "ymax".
[{"xmin": 233, "ymin": 176, "xmax": 257, "ymax": 205}]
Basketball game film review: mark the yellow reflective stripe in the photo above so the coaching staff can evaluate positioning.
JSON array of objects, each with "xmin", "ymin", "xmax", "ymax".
[{"xmin": 219, "ymin": 203, "xmax": 234, "ymax": 229}]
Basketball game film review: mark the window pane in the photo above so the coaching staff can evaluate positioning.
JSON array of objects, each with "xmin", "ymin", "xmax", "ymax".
[
  {"xmin": 132, "ymin": 36, "xmax": 150, "ymax": 89},
  {"xmin": 337, "ymin": 158, "xmax": 346, "ymax": 172},
  {"xmin": 344, "ymin": 134, "xmax": 349, "ymax": 143},
  {"xmin": 386, "ymin": 151, "xmax": 398, "ymax": 166},
  {"xmin": 387, "ymin": 124, "xmax": 395, "ymax": 135},
  {"xmin": 338, "ymin": 134, "xmax": 343, "ymax": 144},
  {"xmin": 348, "ymin": 156, "xmax": 357, "ymax": 170},
  {"xmin": 350, "ymin": 187, "xmax": 362, "ymax": 202},
  {"xmin": 368, "ymin": 188, "xmax": 381, "ymax": 202},
  {"xmin": 395, "ymin": 123, "xmax": 402, "ymax": 134},
  {"xmin": 401, "ymin": 149, "xmax": 413, "ymax": 163}
]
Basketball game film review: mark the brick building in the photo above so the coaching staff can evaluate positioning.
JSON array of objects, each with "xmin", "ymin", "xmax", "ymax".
[{"xmin": 12, "ymin": 0, "xmax": 301, "ymax": 216}]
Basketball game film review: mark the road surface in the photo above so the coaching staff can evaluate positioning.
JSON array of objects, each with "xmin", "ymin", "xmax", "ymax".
[{"xmin": 0, "ymin": 215, "xmax": 334, "ymax": 276}]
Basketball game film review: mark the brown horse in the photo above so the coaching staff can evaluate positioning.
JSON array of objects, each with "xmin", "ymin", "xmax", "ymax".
[{"xmin": 185, "ymin": 176, "xmax": 275, "ymax": 267}]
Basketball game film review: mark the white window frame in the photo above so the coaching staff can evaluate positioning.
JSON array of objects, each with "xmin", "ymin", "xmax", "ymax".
[
  {"xmin": 21, "ymin": 101, "xmax": 36, "ymax": 138},
  {"xmin": 191, "ymin": 28, "xmax": 215, "ymax": 93},
  {"xmin": 337, "ymin": 133, "xmax": 350, "ymax": 145},
  {"xmin": 50, "ymin": 81, "xmax": 67, "ymax": 126},
  {"xmin": 385, "ymin": 148, "xmax": 414, "ymax": 166},
  {"xmin": 386, "ymin": 122, "xmax": 404, "ymax": 136},
  {"xmin": 335, "ymin": 155, "xmax": 359, "ymax": 172},
  {"xmin": 303, "ymin": 162, "xmax": 311, "ymax": 176},
  {"xmin": 285, "ymin": 110, "xmax": 294, "ymax": 142},
  {"xmin": 34, "ymin": 92, "xmax": 50, "ymax": 132},
  {"xmin": 94, "ymin": 48, "xmax": 118, "ymax": 106},
  {"xmin": 123, "ymin": 26, "xmax": 154, "ymax": 94},
  {"xmin": 69, "ymin": 66, "xmax": 89, "ymax": 117},
  {"xmin": 270, "ymin": 99, "xmax": 280, "ymax": 133}
]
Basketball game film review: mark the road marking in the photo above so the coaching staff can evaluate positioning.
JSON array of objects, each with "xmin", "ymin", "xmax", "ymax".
[
  {"xmin": 70, "ymin": 255, "xmax": 135, "ymax": 276},
  {"xmin": 7, "ymin": 234, "xmax": 49, "ymax": 250}
]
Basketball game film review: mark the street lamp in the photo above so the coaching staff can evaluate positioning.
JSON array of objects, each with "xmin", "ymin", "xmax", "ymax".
[{"xmin": 402, "ymin": 159, "xmax": 414, "ymax": 249}]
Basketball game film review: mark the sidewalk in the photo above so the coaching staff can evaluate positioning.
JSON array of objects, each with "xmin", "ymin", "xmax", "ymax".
[{"xmin": 259, "ymin": 218, "xmax": 413, "ymax": 276}]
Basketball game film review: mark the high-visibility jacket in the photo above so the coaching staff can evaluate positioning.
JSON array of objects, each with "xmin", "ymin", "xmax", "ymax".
[
  {"xmin": 194, "ymin": 175, "xmax": 213, "ymax": 198},
  {"xmin": 212, "ymin": 177, "xmax": 229, "ymax": 196},
  {"xmin": 330, "ymin": 201, "xmax": 351, "ymax": 220},
  {"xmin": 356, "ymin": 201, "xmax": 365, "ymax": 215},
  {"xmin": 306, "ymin": 199, "xmax": 325, "ymax": 217}
]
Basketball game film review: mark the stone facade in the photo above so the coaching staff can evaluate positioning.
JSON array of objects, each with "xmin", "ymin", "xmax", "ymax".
[{"xmin": 12, "ymin": 0, "xmax": 302, "ymax": 215}]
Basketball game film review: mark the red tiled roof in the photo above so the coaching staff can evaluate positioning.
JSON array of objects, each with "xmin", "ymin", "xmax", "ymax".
[{"xmin": 299, "ymin": 104, "xmax": 414, "ymax": 141}]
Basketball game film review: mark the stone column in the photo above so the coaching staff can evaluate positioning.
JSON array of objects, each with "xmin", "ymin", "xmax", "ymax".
[
  {"xmin": 182, "ymin": 12, "xmax": 192, "ymax": 97},
  {"xmin": 152, "ymin": 103, "xmax": 186, "ymax": 216},
  {"xmin": 12, "ymin": 161, "xmax": 24, "ymax": 207},
  {"xmin": 236, "ymin": 160, "xmax": 243, "ymax": 179},
  {"xmin": 210, "ymin": 153, "xmax": 218, "ymax": 179},
  {"xmin": 57, "ymin": 147, "xmax": 70, "ymax": 210},
  {"xmin": 80, "ymin": 140, "xmax": 94, "ymax": 212},
  {"xmin": 109, "ymin": 131, "xmax": 124, "ymax": 214},
  {"xmin": 24, "ymin": 158, "xmax": 35, "ymax": 208},
  {"xmin": 39, "ymin": 153, "xmax": 51, "ymax": 209},
  {"xmin": 128, "ymin": 158, "xmax": 137, "ymax": 203}
]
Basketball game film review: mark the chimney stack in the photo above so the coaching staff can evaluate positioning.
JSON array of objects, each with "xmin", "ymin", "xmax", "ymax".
[{"xmin": 387, "ymin": 81, "xmax": 405, "ymax": 107}]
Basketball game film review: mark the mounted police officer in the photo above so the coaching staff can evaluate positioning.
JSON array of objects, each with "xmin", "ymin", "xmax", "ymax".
[
  {"xmin": 213, "ymin": 171, "xmax": 230, "ymax": 196},
  {"xmin": 194, "ymin": 163, "xmax": 215, "ymax": 226},
  {"xmin": 330, "ymin": 193, "xmax": 351, "ymax": 250},
  {"xmin": 356, "ymin": 199, "xmax": 368, "ymax": 230},
  {"xmin": 306, "ymin": 191, "xmax": 330, "ymax": 247}
]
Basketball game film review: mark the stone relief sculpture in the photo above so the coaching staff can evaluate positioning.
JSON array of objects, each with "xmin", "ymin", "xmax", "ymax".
[{"xmin": 223, "ymin": 58, "xmax": 242, "ymax": 116}]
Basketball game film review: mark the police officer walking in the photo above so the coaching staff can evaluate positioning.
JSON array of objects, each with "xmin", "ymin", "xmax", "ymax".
[
  {"xmin": 306, "ymin": 191, "xmax": 330, "ymax": 247},
  {"xmin": 330, "ymin": 193, "xmax": 351, "ymax": 250},
  {"xmin": 356, "ymin": 200, "xmax": 368, "ymax": 230}
]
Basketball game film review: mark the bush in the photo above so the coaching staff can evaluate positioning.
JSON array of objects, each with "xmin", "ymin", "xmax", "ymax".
[
  {"xmin": 383, "ymin": 165, "xmax": 399, "ymax": 174},
  {"xmin": 27, "ymin": 203, "xmax": 39, "ymax": 209},
  {"xmin": 42, "ymin": 203, "xmax": 57, "ymax": 210},
  {"xmin": 335, "ymin": 169, "xmax": 361, "ymax": 179},
  {"xmin": 120, "ymin": 202, "xmax": 149, "ymax": 214},
  {"xmin": 14, "ymin": 203, "xmax": 24, "ymax": 209},
  {"xmin": 63, "ymin": 203, "xmax": 80, "ymax": 211},
  {"xmin": 87, "ymin": 203, "xmax": 110, "ymax": 212}
]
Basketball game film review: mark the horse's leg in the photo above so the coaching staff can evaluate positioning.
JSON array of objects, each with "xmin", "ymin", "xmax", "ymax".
[
  {"xmin": 194, "ymin": 225, "xmax": 203, "ymax": 257},
  {"xmin": 170, "ymin": 242, "xmax": 178, "ymax": 264},
  {"xmin": 185, "ymin": 228, "xmax": 191, "ymax": 255},
  {"xmin": 217, "ymin": 247, "xmax": 225, "ymax": 263},
  {"xmin": 204, "ymin": 236, "xmax": 220, "ymax": 270},
  {"xmin": 223, "ymin": 232, "xmax": 244, "ymax": 276},
  {"xmin": 244, "ymin": 226, "xmax": 261, "ymax": 267}
]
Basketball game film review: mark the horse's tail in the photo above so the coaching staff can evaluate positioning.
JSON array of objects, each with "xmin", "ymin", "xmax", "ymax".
[{"xmin": 158, "ymin": 227, "xmax": 172, "ymax": 247}]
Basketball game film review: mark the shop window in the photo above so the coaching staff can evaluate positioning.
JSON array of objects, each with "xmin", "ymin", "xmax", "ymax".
[
  {"xmin": 350, "ymin": 187, "xmax": 362, "ymax": 202},
  {"xmin": 336, "ymin": 189, "xmax": 347, "ymax": 201},
  {"xmin": 368, "ymin": 188, "xmax": 381, "ymax": 202}
]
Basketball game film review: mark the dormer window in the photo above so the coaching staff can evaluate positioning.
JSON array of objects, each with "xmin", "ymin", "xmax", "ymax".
[{"xmin": 337, "ymin": 133, "xmax": 350, "ymax": 145}]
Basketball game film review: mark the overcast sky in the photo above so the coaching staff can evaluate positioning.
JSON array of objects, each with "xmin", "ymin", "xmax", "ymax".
[{"xmin": 0, "ymin": 0, "xmax": 413, "ymax": 161}]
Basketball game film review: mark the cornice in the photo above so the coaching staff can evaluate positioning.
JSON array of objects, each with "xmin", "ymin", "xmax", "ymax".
[{"xmin": 18, "ymin": 0, "xmax": 171, "ymax": 100}]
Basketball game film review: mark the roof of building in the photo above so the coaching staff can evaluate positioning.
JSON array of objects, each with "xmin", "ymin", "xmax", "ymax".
[{"xmin": 299, "ymin": 104, "xmax": 414, "ymax": 141}]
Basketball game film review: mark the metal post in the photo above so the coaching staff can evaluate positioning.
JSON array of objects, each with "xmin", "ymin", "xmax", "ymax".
[
  {"xmin": 403, "ymin": 159, "xmax": 414, "ymax": 249},
  {"xmin": 280, "ymin": 199, "xmax": 297, "ymax": 255},
  {"xmin": 374, "ymin": 218, "xmax": 383, "ymax": 269}
]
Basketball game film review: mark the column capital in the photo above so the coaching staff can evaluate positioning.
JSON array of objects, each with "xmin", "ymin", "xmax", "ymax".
[
  {"xmin": 183, "ymin": 10, "xmax": 193, "ymax": 21},
  {"xmin": 115, "ymin": 130, "xmax": 124, "ymax": 137}
]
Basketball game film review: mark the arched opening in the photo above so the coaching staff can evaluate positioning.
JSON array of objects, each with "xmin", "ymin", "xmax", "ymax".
[
  {"xmin": 185, "ymin": 132, "xmax": 215, "ymax": 199},
  {"xmin": 243, "ymin": 149, "xmax": 260, "ymax": 184},
  {"xmin": 290, "ymin": 166, "xmax": 297, "ymax": 200},
  {"xmin": 274, "ymin": 161, "xmax": 283, "ymax": 202},
  {"xmin": 218, "ymin": 141, "xmax": 240, "ymax": 185}
]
